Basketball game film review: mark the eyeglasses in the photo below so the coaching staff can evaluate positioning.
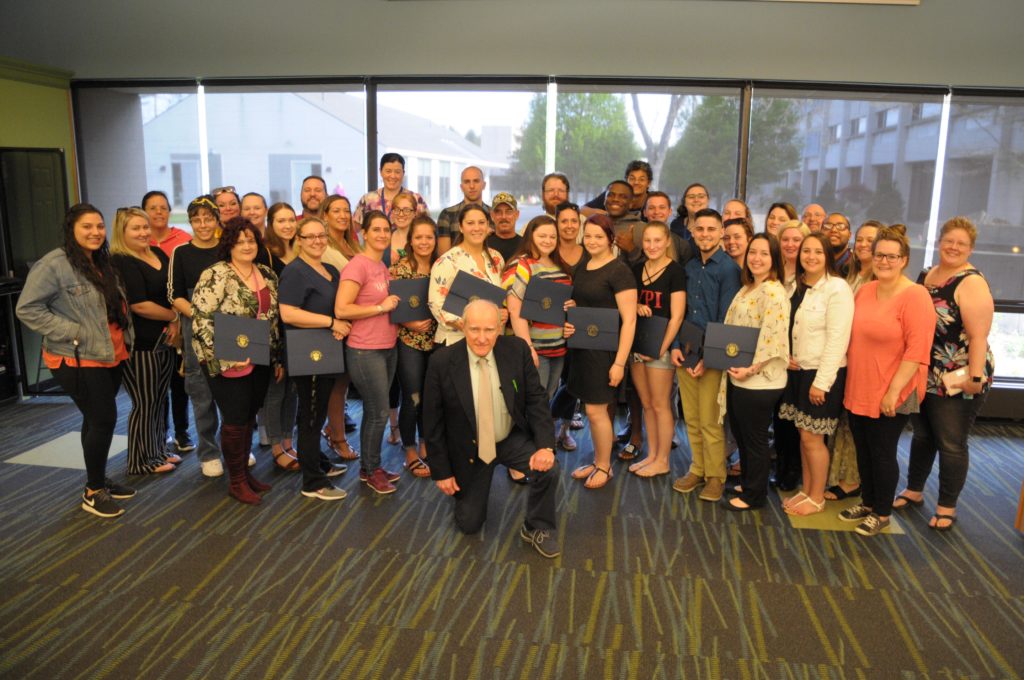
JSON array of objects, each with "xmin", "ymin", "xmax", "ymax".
[
  {"xmin": 872, "ymin": 253, "xmax": 903, "ymax": 263},
  {"xmin": 299, "ymin": 233, "xmax": 329, "ymax": 241},
  {"xmin": 822, "ymin": 222, "xmax": 850, "ymax": 232},
  {"xmin": 211, "ymin": 186, "xmax": 236, "ymax": 197},
  {"xmin": 685, "ymin": 193, "xmax": 708, "ymax": 200},
  {"xmin": 391, "ymin": 207, "xmax": 415, "ymax": 216}
]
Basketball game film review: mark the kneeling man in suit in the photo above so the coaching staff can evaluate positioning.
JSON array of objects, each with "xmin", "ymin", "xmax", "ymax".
[{"xmin": 423, "ymin": 299, "xmax": 560, "ymax": 558}]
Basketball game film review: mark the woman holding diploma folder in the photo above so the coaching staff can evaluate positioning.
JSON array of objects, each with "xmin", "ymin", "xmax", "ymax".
[
  {"xmin": 564, "ymin": 215, "xmax": 637, "ymax": 490},
  {"xmin": 278, "ymin": 216, "xmax": 353, "ymax": 501},
  {"xmin": 335, "ymin": 210, "xmax": 401, "ymax": 495},
  {"xmin": 389, "ymin": 214, "xmax": 439, "ymax": 478},
  {"xmin": 428, "ymin": 204, "xmax": 507, "ymax": 347},
  {"xmin": 191, "ymin": 217, "xmax": 282, "ymax": 505}
]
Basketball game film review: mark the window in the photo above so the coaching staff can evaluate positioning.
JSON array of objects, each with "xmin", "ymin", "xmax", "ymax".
[
  {"xmin": 911, "ymin": 102, "xmax": 942, "ymax": 121},
  {"xmin": 935, "ymin": 97, "xmax": 1024, "ymax": 306},
  {"xmin": 416, "ymin": 158, "xmax": 432, "ymax": 200},
  {"xmin": 850, "ymin": 115, "xmax": 867, "ymax": 137},
  {"xmin": 746, "ymin": 91, "xmax": 942, "ymax": 260},
  {"xmin": 376, "ymin": 85, "xmax": 542, "ymax": 218},
  {"xmin": 203, "ymin": 86, "xmax": 367, "ymax": 209},
  {"xmin": 876, "ymin": 107, "xmax": 900, "ymax": 129}
]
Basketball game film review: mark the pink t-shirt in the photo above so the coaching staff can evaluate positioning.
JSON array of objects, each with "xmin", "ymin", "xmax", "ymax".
[
  {"xmin": 341, "ymin": 254, "xmax": 398, "ymax": 350},
  {"xmin": 844, "ymin": 281, "xmax": 936, "ymax": 418}
]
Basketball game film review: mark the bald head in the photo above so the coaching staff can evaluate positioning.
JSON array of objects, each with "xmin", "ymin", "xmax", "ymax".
[
  {"xmin": 802, "ymin": 204, "xmax": 826, "ymax": 233},
  {"xmin": 464, "ymin": 300, "xmax": 502, "ymax": 357}
]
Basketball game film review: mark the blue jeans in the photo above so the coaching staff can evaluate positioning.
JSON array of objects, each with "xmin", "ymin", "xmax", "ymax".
[
  {"xmin": 347, "ymin": 346, "xmax": 397, "ymax": 472},
  {"xmin": 261, "ymin": 375, "xmax": 298, "ymax": 443},
  {"xmin": 182, "ymin": 321, "xmax": 220, "ymax": 462},
  {"xmin": 907, "ymin": 391, "xmax": 987, "ymax": 507},
  {"xmin": 536, "ymin": 354, "xmax": 565, "ymax": 405},
  {"xmin": 397, "ymin": 342, "xmax": 431, "ymax": 448}
]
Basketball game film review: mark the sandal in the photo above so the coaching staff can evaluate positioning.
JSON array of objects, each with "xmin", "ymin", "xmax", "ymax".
[
  {"xmin": 164, "ymin": 453, "xmax": 183, "ymax": 465},
  {"xmin": 785, "ymin": 495, "xmax": 825, "ymax": 516},
  {"xmin": 824, "ymin": 485, "xmax": 862, "ymax": 501},
  {"xmin": 571, "ymin": 463, "xmax": 596, "ymax": 480},
  {"xmin": 892, "ymin": 493, "xmax": 924, "ymax": 510},
  {"xmin": 930, "ymin": 512, "xmax": 957, "ymax": 531},
  {"xmin": 782, "ymin": 491, "xmax": 808, "ymax": 510},
  {"xmin": 404, "ymin": 457, "xmax": 431, "ymax": 478},
  {"xmin": 618, "ymin": 442, "xmax": 642, "ymax": 461},
  {"xmin": 273, "ymin": 449, "xmax": 300, "ymax": 472},
  {"xmin": 323, "ymin": 427, "xmax": 360, "ymax": 461},
  {"xmin": 584, "ymin": 466, "xmax": 613, "ymax": 489}
]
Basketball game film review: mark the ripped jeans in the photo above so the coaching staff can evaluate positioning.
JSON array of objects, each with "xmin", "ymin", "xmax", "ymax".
[{"xmin": 397, "ymin": 341, "xmax": 433, "ymax": 449}]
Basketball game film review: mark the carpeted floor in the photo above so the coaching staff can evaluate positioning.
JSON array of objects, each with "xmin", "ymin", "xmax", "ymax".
[{"xmin": 0, "ymin": 393, "xmax": 1022, "ymax": 679}]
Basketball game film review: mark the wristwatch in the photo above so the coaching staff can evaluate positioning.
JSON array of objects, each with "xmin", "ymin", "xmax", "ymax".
[{"xmin": 971, "ymin": 376, "xmax": 984, "ymax": 383}]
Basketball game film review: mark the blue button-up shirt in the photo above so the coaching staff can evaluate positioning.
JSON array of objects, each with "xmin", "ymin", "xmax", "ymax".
[{"xmin": 684, "ymin": 247, "xmax": 742, "ymax": 329}]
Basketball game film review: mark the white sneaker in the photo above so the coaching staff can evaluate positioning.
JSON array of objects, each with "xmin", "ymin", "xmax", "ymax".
[
  {"xmin": 201, "ymin": 458, "xmax": 224, "ymax": 477},
  {"xmin": 248, "ymin": 452, "xmax": 257, "ymax": 467}
]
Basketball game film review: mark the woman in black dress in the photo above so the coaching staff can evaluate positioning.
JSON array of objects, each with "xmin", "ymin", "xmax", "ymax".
[
  {"xmin": 110, "ymin": 207, "xmax": 179, "ymax": 475},
  {"xmin": 564, "ymin": 215, "xmax": 637, "ymax": 489}
]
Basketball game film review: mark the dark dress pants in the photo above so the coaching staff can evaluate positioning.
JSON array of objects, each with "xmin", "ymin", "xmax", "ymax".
[{"xmin": 453, "ymin": 427, "xmax": 559, "ymax": 535}]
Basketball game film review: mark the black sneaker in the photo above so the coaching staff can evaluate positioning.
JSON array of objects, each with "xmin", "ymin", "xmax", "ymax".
[
  {"xmin": 854, "ymin": 513, "xmax": 890, "ymax": 537},
  {"xmin": 104, "ymin": 478, "xmax": 137, "ymax": 500},
  {"xmin": 839, "ymin": 504, "xmax": 873, "ymax": 523},
  {"xmin": 174, "ymin": 433, "xmax": 195, "ymax": 453},
  {"xmin": 519, "ymin": 525, "xmax": 561, "ymax": 559},
  {"xmin": 81, "ymin": 488, "xmax": 124, "ymax": 518}
]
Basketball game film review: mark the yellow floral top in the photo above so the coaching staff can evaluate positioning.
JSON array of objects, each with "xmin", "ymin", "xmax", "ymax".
[{"xmin": 717, "ymin": 278, "xmax": 790, "ymax": 422}]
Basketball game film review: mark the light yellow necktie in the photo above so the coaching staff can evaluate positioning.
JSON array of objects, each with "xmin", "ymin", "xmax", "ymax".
[{"xmin": 476, "ymin": 357, "xmax": 496, "ymax": 464}]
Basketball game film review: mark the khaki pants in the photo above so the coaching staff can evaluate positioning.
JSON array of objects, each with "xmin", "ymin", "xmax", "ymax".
[{"xmin": 677, "ymin": 367, "xmax": 726, "ymax": 481}]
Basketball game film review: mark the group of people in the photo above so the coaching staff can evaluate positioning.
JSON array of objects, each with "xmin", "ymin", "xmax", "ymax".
[{"xmin": 16, "ymin": 154, "xmax": 994, "ymax": 556}]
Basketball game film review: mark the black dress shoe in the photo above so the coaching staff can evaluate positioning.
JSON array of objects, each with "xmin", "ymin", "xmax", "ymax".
[
  {"xmin": 616, "ymin": 426, "xmax": 632, "ymax": 443},
  {"xmin": 722, "ymin": 498, "xmax": 762, "ymax": 512},
  {"xmin": 344, "ymin": 415, "xmax": 357, "ymax": 433}
]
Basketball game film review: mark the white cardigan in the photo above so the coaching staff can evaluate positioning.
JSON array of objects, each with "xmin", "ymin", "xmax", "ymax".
[{"xmin": 790, "ymin": 274, "xmax": 854, "ymax": 393}]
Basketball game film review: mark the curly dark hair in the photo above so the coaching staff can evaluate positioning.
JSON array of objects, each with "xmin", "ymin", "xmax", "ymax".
[
  {"xmin": 62, "ymin": 203, "xmax": 129, "ymax": 328},
  {"xmin": 216, "ymin": 216, "xmax": 264, "ymax": 262}
]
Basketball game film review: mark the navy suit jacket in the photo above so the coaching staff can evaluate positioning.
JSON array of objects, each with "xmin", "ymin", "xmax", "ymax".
[{"xmin": 423, "ymin": 335, "xmax": 556, "ymax": 482}]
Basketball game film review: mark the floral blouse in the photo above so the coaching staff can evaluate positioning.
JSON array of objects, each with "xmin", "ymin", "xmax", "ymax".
[
  {"xmin": 717, "ymin": 279, "xmax": 791, "ymax": 421},
  {"xmin": 389, "ymin": 259, "xmax": 436, "ymax": 352},
  {"xmin": 191, "ymin": 261, "xmax": 282, "ymax": 376},
  {"xmin": 918, "ymin": 268, "xmax": 994, "ymax": 398},
  {"xmin": 428, "ymin": 245, "xmax": 504, "ymax": 346}
]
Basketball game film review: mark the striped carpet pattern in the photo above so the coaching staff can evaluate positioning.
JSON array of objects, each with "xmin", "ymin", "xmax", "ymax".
[{"xmin": 0, "ymin": 394, "xmax": 1022, "ymax": 679}]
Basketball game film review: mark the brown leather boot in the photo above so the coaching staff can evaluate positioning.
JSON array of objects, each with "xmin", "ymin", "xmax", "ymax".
[
  {"xmin": 243, "ymin": 419, "xmax": 271, "ymax": 493},
  {"xmin": 222, "ymin": 424, "xmax": 261, "ymax": 505}
]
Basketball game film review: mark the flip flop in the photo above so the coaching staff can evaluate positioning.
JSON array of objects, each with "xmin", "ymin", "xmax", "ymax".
[
  {"xmin": 930, "ymin": 512, "xmax": 957, "ymax": 531},
  {"xmin": 273, "ymin": 449, "xmax": 300, "ymax": 472},
  {"xmin": 824, "ymin": 485, "xmax": 862, "ymax": 501},
  {"xmin": 892, "ymin": 493, "xmax": 924, "ymax": 510},
  {"xmin": 404, "ymin": 457, "xmax": 431, "ymax": 478},
  {"xmin": 617, "ymin": 442, "xmax": 642, "ymax": 461}
]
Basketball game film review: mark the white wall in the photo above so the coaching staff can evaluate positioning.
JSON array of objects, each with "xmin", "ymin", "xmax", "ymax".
[{"xmin": 1, "ymin": 0, "xmax": 1022, "ymax": 87}]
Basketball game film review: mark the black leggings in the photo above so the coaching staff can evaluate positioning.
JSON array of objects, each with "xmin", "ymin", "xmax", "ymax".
[
  {"xmin": 205, "ymin": 366, "xmax": 271, "ymax": 426},
  {"xmin": 52, "ymin": 362, "xmax": 125, "ymax": 491}
]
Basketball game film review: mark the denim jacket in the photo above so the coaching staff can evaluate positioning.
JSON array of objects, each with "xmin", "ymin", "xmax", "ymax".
[{"xmin": 15, "ymin": 248, "xmax": 134, "ymax": 362}]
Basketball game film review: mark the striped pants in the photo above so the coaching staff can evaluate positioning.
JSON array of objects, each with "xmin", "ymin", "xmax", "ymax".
[{"xmin": 123, "ymin": 347, "xmax": 175, "ymax": 474}]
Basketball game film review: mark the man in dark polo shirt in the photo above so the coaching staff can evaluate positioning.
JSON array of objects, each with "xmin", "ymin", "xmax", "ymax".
[{"xmin": 437, "ymin": 166, "xmax": 490, "ymax": 254}]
